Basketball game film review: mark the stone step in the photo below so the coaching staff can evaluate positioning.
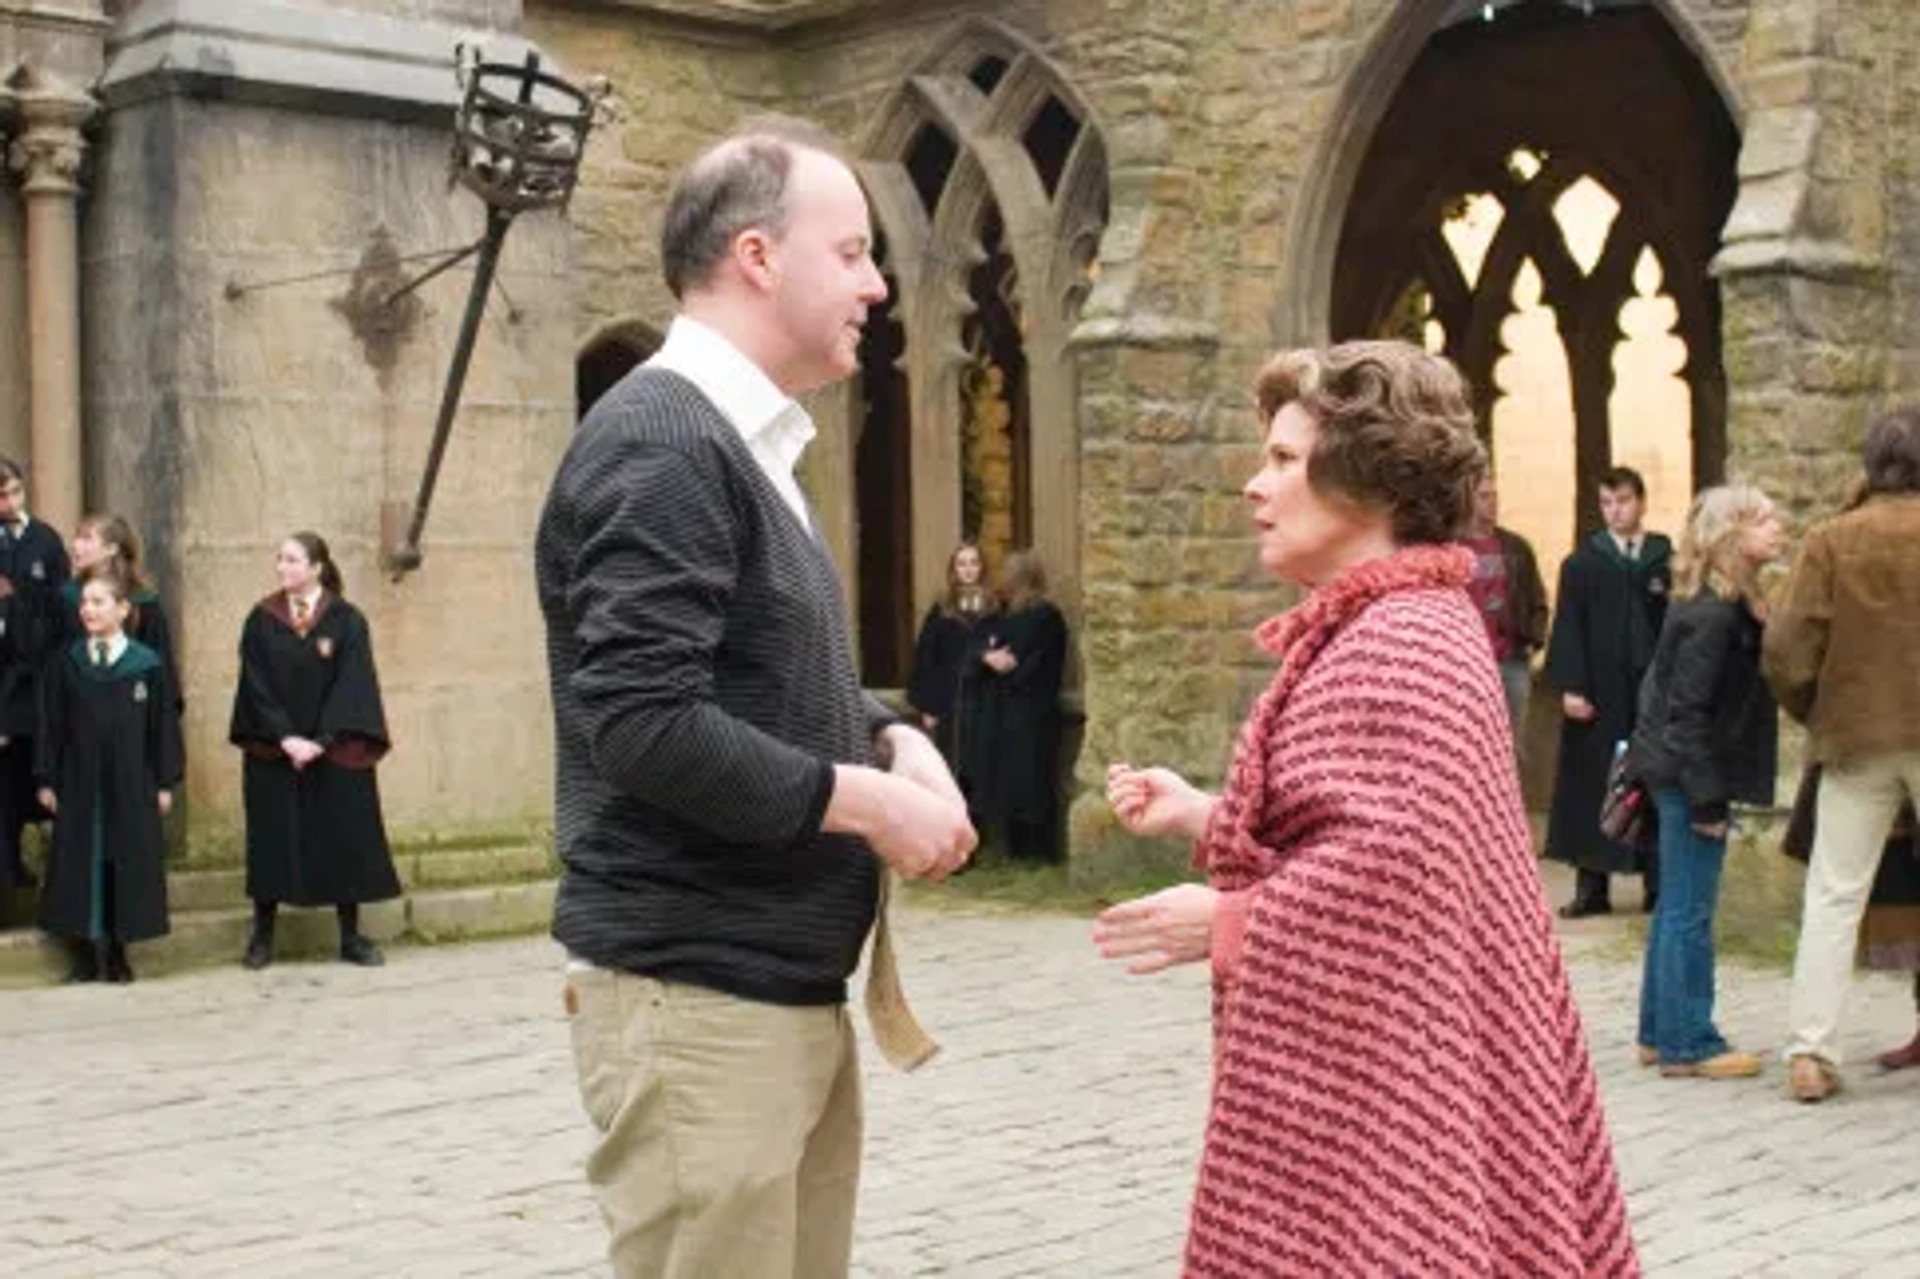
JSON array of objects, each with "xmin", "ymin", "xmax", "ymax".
[
  {"xmin": 163, "ymin": 843, "xmax": 556, "ymax": 913},
  {"xmin": 0, "ymin": 879, "xmax": 556, "ymax": 989}
]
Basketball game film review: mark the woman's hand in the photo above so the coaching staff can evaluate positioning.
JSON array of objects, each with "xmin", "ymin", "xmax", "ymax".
[
  {"xmin": 982, "ymin": 646, "xmax": 1017, "ymax": 674},
  {"xmin": 1692, "ymin": 820, "xmax": 1728, "ymax": 840},
  {"xmin": 1105, "ymin": 763, "xmax": 1216, "ymax": 841},
  {"xmin": 36, "ymin": 787, "xmax": 55, "ymax": 815},
  {"xmin": 280, "ymin": 736, "xmax": 324, "ymax": 769},
  {"xmin": 157, "ymin": 791, "xmax": 173, "ymax": 817},
  {"xmin": 1092, "ymin": 884, "xmax": 1220, "ymax": 975}
]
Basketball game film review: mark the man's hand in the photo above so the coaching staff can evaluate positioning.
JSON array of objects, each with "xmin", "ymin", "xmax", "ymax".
[
  {"xmin": 35, "ymin": 787, "xmax": 55, "ymax": 815},
  {"xmin": 826, "ymin": 765, "xmax": 975, "ymax": 882},
  {"xmin": 878, "ymin": 723, "xmax": 964, "ymax": 809},
  {"xmin": 982, "ymin": 646, "xmax": 1016, "ymax": 674},
  {"xmin": 158, "ymin": 791, "xmax": 174, "ymax": 817},
  {"xmin": 1562, "ymin": 693, "xmax": 1597, "ymax": 722}
]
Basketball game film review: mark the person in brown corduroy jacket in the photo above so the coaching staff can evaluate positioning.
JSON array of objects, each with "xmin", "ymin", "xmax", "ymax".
[{"xmin": 1764, "ymin": 405, "xmax": 1920, "ymax": 1103}]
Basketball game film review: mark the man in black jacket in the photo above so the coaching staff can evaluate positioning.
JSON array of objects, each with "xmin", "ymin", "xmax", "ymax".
[
  {"xmin": 1544, "ymin": 466, "xmax": 1672, "ymax": 918},
  {"xmin": 536, "ymin": 117, "xmax": 975, "ymax": 1278}
]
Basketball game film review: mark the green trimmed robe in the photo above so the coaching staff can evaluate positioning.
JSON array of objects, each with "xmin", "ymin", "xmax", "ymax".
[{"xmin": 36, "ymin": 639, "xmax": 183, "ymax": 942}]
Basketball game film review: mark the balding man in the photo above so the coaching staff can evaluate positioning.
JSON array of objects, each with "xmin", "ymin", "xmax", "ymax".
[{"xmin": 536, "ymin": 116, "xmax": 975, "ymax": 1277}]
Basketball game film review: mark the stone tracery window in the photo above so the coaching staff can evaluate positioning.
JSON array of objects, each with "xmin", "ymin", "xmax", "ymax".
[
  {"xmin": 849, "ymin": 20, "xmax": 1109, "ymax": 684},
  {"xmin": 1435, "ymin": 169, "xmax": 1694, "ymax": 588},
  {"xmin": 1330, "ymin": 2, "xmax": 1736, "ymax": 593}
]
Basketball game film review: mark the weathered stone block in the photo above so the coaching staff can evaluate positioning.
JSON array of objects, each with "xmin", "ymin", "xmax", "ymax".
[
  {"xmin": 1784, "ymin": 273, "xmax": 1890, "ymax": 344},
  {"xmin": 1722, "ymin": 172, "xmax": 1807, "ymax": 243},
  {"xmin": 1798, "ymin": 179, "xmax": 1885, "ymax": 259},
  {"xmin": 409, "ymin": 881, "xmax": 557, "ymax": 941},
  {"xmin": 1742, "ymin": 58, "xmax": 1821, "ymax": 112},
  {"xmin": 1743, "ymin": 2, "xmax": 1826, "ymax": 66}
]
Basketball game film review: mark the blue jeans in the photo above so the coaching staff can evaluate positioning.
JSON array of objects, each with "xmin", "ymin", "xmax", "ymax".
[
  {"xmin": 1497, "ymin": 658, "xmax": 1531, "ymax": 759},
  {"xmin": 1636, "ymin": 788, "xmax": 1730, "ymax": 1063}
]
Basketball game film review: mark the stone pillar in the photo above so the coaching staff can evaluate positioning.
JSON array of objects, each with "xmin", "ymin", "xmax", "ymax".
[
  {"xmin": 7, "ymin": 85, "xmax": 94, "ymax": 534},
  {"xmin": 1713, "ymin": 0, "xmax": 1889, "ymax": 531}
]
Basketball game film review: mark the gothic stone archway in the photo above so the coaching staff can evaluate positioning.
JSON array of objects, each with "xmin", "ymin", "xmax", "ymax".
[
  {"xmin": 849, "ymin": 18, "xmax": 1108, "ymax": 684},
  {"xmin": 1332, "ymin": 4, "xmax": 1737, "ymax": 553}
]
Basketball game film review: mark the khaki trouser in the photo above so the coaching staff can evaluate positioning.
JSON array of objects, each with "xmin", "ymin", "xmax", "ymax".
[
  {"xmin": 1784, "ymin": 752, "xmax": 1920, "ymax": 1067},
  {"xmin": 565, "ymin": 967, "xmax": 862, "ymax": 1279}
]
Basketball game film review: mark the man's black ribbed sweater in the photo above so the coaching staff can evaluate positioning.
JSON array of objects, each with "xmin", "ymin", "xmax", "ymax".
[{"xmin": 535, "ymin": 368, "xmax": 889, "ymax": 1005}]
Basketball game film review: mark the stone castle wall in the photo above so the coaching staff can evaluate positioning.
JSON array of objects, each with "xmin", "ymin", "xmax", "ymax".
[
  {"xmin": 529, "ymin": 0, "xmax": 1920, "ymax": 883},
  {"xmin": 16, "ymin": 0, "xmax": 1912, "ymax": 877},
  {"xmin": 80, "ymin": 0, "xmax": 575, "ymax": 852}
]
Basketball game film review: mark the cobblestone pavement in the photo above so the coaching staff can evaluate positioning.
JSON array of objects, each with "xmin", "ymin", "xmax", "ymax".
[{"xmin": 3, "ymin": 883, "xmax": 1919, "ymax": 1277}]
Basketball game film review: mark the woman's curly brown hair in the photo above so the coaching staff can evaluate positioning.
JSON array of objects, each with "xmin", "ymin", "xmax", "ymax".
[{"xmin": 1253, "ymin": 340, "xmax": 1486, "ymax": 545}]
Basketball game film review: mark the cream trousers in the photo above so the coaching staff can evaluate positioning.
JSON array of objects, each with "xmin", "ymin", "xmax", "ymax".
[
  {"xmin": 1784, "ymin": 752, "xmax": 1920, "ymax": 1067},
  {"xmin": 565, "ymin": 967, "xmax": 862, "ymax": 1278}
]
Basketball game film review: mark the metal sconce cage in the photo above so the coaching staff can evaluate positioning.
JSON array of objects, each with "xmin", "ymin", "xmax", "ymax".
[{"xmin": 450, "ymin": 50, "xmax": 594, "ymax": 215}]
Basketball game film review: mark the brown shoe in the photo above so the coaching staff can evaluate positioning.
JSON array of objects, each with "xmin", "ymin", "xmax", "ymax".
[
  {"xmin": 1660, "ymin": 1051, "xmax": 1763, "ymax": 1080},
  {"xmin": 1788, "ymin": 1054, "xmax": 1839, "ymax": 1102},
  {"xmin": 1635, "ymin": 1044, "xmax": 1658, "ymax": 1068},
  {"xmin": 1875, "ymin": 1034, "xmax": 1920, "ymax": 1071}
]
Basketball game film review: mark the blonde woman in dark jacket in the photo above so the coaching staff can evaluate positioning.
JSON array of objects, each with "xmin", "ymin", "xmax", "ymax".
[{"xmin": 1629, "ymin": 485, "xmax": 1783, "ymax": 1079}]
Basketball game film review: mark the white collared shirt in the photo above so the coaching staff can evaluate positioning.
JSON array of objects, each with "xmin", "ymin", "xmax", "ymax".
[
  {"xmin": 646, "ymin": 315, "xmax": 815, "ymax": 529},
  {"xmin": 290, "ymin": 587, "xmax": 323, "ymax": 619},
  {"xmin": 89, "ymin": 632, "xmax": 129, "ymax": 666},
  {"xmin": 1611, "ymin": 532, "xmax": 1641, "ymax": 561}
]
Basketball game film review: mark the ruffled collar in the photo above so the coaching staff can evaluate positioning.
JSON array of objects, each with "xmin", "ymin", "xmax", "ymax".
[
  {"xmin": 1197, "ymin": 543, "xmax": 1475, "ymax": 881},
  {"xmin": 1254, "ymin": 544, "xmax": 1474, "ymax": 659}
]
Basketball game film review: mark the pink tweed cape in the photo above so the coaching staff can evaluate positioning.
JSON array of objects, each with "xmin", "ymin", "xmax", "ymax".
[{"xmin": 1188, "ymin": 546, "xmax": 1638, "ymax": 1277}]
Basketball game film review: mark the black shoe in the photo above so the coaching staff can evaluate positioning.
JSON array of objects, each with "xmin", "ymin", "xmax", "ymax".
[
  {"xmin": 339, "ymin": 933, "xmax": 384, "ymax": 967},
  {"xmin": 1643, "ymin": 892, "xmax": 1659, "ymax": 915},
  {"xmin": 242, "ymin": 932, "xmax": 273, "ymax": 971},
  {"xmin": 1557, "ymin": 900, "xmax": 1613, "ymax": 920},
  {"xmin": 65, "ymin": 942, "xmax": 100, "ymax": 984},
  {"xmin": 104, "ymin": 943, "xmax": 134, "ymax": 984}
]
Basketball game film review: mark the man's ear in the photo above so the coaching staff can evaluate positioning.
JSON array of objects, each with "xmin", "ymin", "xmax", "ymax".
[{"xmin": 733, "ymin": 227, "xmax": 778, "ymax": 293}]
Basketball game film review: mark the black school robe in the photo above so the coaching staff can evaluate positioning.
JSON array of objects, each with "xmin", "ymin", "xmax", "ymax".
[
  {"xmin": 906, "ymin": 599, "xmax": 995, "ymax": 764},
  {"xmin": 228, "ymin": 593, "xmax": 400, "ymax": 906},
  {"xmin": 1544, "ymin": 530, "xmax": 1673, "ymax": 873},
  {"xmin": 0, "ymin": 519, "xmax": 70, "ymax": 850},
  {"xmin": 959, "ymin": 600, "xmax": 1068, "ymax": 833},
  {"xmin": 36, "ymin": 639, "xmax": 183, "ymax": 943},
  {"xmin": 58, "ymin": 580, "xmax": 185, "ymax": 716},
  {"xmin": 0, "ymin": 519, "xmax": 71, "ymax": 735}
]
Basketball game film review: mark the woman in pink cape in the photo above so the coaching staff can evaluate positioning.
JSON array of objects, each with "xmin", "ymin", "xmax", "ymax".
[{"xmin": 1094, "ymin": 341, "xmax": 1637, "ymax": 1276}]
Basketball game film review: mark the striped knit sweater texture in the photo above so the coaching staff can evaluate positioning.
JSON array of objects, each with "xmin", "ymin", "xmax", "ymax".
[
  {"xmin": 1190, "ymin": 546, "xmax": 1638, "ymax": 1277},
  {"xmin": 535, "ymin": 367, "xmax": 887, "ymax": 1006}
]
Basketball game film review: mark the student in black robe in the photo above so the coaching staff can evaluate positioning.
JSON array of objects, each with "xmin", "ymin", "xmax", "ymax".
[
  {"xmin": 960, "ymin": 550, "xmax": 1069, "ymax": 862},
  {"xmin": 59, "ymin": 514, "xmax": 184, "ymax": 717},
  {"xmin": 0, "ymin": 456, "xmax": 70, "ymax": 889},
  {"xmin": 906, "ymin": 541, "xmax": 996, "ymax": 767},
  {"xmin": 35, "ymin": 570, "xmax": 184, "ymax": 983},
  {"xmin": 1544, "ymin": 466, "xmax": 1673, "ymax": 917},
  {"xmin": 228, "ymin": 531, "xmax": 399, "ymax": 969}
]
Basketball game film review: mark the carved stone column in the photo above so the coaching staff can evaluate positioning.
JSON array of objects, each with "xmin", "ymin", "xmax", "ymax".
[{"xmin": 8, "ymin": 85, "xmax": 94, "ymax": 534}]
